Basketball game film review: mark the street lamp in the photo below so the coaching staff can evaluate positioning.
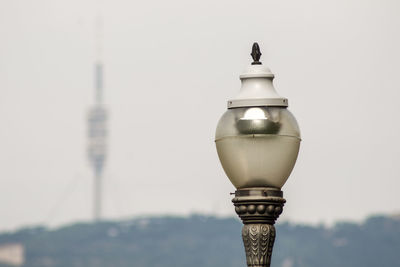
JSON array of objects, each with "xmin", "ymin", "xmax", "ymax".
[{"xmin": 215, "ymin": 43, "xmax": 301, "ymax": 267}]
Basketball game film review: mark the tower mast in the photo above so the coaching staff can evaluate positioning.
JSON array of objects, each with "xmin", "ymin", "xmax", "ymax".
[{"xmin": 88, "ymin": 1, "xmax": 107, "ymax": 222}]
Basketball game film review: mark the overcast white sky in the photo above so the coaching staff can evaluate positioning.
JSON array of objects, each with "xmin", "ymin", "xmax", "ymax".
[{"xmin": 0, "ymin": 0, "xmax": 399, "ymax": 231}]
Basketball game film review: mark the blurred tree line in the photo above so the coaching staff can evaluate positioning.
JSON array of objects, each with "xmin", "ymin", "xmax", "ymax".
[{"xmin": 0, "ymin": 215, "xmax": 399, "ymax": 267}]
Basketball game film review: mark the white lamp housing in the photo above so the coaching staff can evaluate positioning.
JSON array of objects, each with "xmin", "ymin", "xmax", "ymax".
[{"xmin": 215, "ymin": 43, "xmax": 301, "ymax": 189}]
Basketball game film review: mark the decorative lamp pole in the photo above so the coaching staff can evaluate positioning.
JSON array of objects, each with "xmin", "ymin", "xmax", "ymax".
[{"xmin": 215, "ymin": 43, "xmax": 301, "ymax": 267}]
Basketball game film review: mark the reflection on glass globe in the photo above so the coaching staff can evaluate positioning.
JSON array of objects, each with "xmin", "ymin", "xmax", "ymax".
[
  {"xmin": 215, "ymin": 107, "xmax": 301, "ymax": 189},
  {"xmin": 237, "ymin": 107, "xmax": 281, "ymax": 135}
]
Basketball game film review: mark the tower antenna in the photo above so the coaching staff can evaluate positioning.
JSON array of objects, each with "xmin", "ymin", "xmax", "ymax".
[{"xmin": 87, "ymin": 0, "xmax": 108, "ymax": 222}]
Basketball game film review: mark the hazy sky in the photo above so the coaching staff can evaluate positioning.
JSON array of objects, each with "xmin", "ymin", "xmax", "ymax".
[{"xmin": 0, "ymin": 0, "xmax": 399, "ymax": 231}]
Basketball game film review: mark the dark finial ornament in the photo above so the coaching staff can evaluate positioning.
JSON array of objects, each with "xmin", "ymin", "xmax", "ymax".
[{"xmin": 251, "ymin": 42, "xmax": 262, "ymax": 65}]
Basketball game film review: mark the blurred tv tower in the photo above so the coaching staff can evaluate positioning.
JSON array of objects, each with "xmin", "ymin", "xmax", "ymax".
[{"xmin": 87, "ymin": 1, "xmax": 108, "ymax": 222}]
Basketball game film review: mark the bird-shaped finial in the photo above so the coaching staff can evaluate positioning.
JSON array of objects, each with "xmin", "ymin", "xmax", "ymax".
[{"xmin": 251, "ymin": 42, "xmax": 262, "ymax": 65}]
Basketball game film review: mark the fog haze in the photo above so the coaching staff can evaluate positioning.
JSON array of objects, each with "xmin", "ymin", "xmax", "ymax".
[{"xmin": 0, "ymin": 0, "xmax": 399, "ymax": 230}]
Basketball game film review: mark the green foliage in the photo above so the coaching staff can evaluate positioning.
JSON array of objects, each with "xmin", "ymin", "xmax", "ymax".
[{"xmin": 0, "ymin": 215, "xmax": 399, "ymax": 267}]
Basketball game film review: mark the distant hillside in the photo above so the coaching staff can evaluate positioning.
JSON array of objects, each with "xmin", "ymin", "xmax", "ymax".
[{"xmin": 0, "ymin": 215, "xmax": 399, "ymax": 267}]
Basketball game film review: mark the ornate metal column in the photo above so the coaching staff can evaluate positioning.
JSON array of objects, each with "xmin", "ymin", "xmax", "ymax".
[{"xmin": 233, "ymin": 188, "xmax": 285, "ymax": 267}]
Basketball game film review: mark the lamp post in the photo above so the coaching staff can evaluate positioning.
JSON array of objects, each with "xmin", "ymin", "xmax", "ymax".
[{"xmin": 215, "ymin": 43, "xmax": 301, "ymax": 267}]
